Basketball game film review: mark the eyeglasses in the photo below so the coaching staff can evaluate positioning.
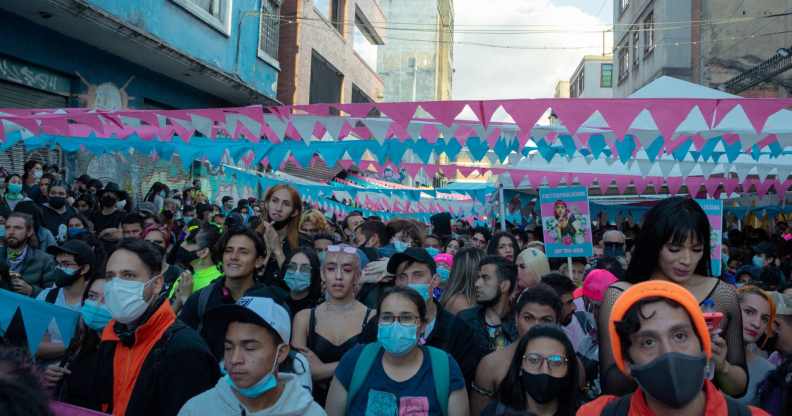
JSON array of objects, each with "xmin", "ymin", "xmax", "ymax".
[
  {"xmin": 379, "ymin": 313, "xmax": 420, "ymax": 325},
  {"xmin": 523, "ymin": 353, "xmax": 568, "ymax": 373},
  {"xmin": 327, "ymin": 245, "xmax": 358, "ymax": 255}
]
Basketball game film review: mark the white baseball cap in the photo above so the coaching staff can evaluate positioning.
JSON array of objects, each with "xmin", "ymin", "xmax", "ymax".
[{"xmin": 207, "ymin": 296, "xmax": 291, "ymax": 344}]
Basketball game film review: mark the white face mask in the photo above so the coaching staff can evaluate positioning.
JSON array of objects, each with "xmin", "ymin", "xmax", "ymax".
[
  {"xmin": 116, "ymin": 200, "xmax": 127, "ymax": 210},
  {"xmin": 104, "ymin": 276, "xmax": 157, "ymax": 324}
]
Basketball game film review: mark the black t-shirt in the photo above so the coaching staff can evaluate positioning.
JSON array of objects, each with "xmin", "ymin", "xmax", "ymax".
[
  {"xmin": 91, "ymin": 210, "xmax": 125, "ymax": 233},
  {"xmin": 41, "ymin": 204, "xmax": 76, "ymax": 238}
]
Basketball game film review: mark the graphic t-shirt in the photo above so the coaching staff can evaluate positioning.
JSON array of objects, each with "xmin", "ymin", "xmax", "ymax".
[{"xmin": 336, "ymin": 344, "xmax": 465, "ymax": 416}]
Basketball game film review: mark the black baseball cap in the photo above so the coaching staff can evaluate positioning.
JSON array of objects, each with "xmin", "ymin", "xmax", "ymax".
[
  {"xmin": 47, "ymin": 240, "xmax": 93, "ymax": 265},
  {"xmin": 387, "ymin": 247, "xmax": 437, "ymax": 275}
]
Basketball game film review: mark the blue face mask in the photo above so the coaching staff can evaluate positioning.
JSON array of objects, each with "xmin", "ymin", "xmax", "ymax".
[
  {"xmin": 318, "ymin": 251, "xmax": 326, "ymax": 264},
  {"xmin": 67, "ymin": 227, "xmax": 85, "ymax": 239},
  {"xmin": 80, "ymin": 300, "xmax": 112, "ymax": 331},
  {"xmin": 408, "ymin": 283, "xmax": 431, "ymax": 302},
  {"xmin": 284, "ymin": 271, "xmax": 311, "ymax": 293},
  {"xmin": 225, "ymin": 345, "xmax": 282, "ymax": 398},
  {"xmin": 7, "ymin": 183, "xmax": 21, "ymax": 195},
  {"xmin": 0, "ymin": 225, "xmax": 5, "ymax": 239},
  {"xmin": 378, "ymin": 322, "xmax": 418, "ymax": 356},
  {"xmin": 437, "ymin": 267, "xmax": 450, "ymax": 283},
  {"xmin": 182, "ymin": 216, "xmax": 193, "ymax": 224},
  {"xmin": 753, "ymin": 255, "xmax": 765, "ymax": 268},
  {"xmin": 425, "ymin": 247, "xmax": 440, "ymax": 257},
  {"xmin": 393, "ymin": 240, "xmax": 408, "ymax": 253}
]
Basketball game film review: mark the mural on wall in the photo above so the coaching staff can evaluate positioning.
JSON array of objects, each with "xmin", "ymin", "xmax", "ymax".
[{"xmin": 76, "ymin": 72, "xmax": 134, "ymax": 110}]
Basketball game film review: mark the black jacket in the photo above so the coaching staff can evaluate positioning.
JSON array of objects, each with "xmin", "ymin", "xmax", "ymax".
[
  {"xmin": 95, "ymin": 320, "xmax": 220, "ymax": 416},
  {"xmin": 457, "ymin": 305, "xmax": 518, "ymax": 354},
  {"xmin": 359, "ymin": 301, "xmax": 486, "ymax": 384}
]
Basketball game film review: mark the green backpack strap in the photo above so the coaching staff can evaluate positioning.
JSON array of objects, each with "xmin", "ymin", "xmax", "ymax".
[
  {"xmin": 346, "ymin": 343, "xmax": 382, "ymax": 411},
  {"xmin": 427, "ymin": 346, "xmax": 450, "ymax": 416}
]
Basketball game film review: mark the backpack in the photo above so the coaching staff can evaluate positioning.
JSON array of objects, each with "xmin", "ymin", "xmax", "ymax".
[
  {"xmin": 45, "ymin": 287, "xmax": 60, "ymax": 304},
  {"xmin": 347, "ymin": 343, "xmax": 450, "ymax": 416},
  {"xmin": 601, "ymin": 392, "xmax": 751, "ymax": 416},
  {"xmin": 195, "ymin": 280, "xmax": 220, "ymax": 335}
]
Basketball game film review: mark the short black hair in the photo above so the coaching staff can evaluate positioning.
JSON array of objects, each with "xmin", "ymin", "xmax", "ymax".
[
  {"xmin": 541, "ymin": 272, "xmax": 577, "ymax": 297},
  {"xmin": 343, "ymin": 211, "xmax": 364, "ymax": 230},
  {"xmin": 216, "ymin": 226, "xmax": 267, "ymax": 259},
  {"xmin": 120, "ymin": 212, "xmax": 145, "ymax": 227},
  {"xmin": 222, "ymin": 196, "xmax": 233, "ymax": 203},
  {"xmin": 479, "ymin": 255, "xmax": 517, "ymax": 292},
  {"xmin": 592, "ymin": 256, "xmax": 625, "ymax": 280},
  {"xmin": 109, "ymin": 238, "xmax": 164, "ymax": 275},
  {"xmin": 358, "ymin": 220, "xmax": 388, "ymax": 245},
  {"xmin": 614, "ymin": 297, "xmax": 702, "ymax": 363},
  {"xmin": 515, "ymin": 283, "xmax": 562, "ymax": 323},
  {"xmin": 377, "ymin": 286, "xmax": 428, "ymax": 323},
  {"xmin": 312, "ymin": 232, "xmax": 336, "ymax": 243}
]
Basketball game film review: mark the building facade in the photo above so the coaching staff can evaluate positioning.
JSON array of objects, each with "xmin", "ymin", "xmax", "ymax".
[
  {"xmin": 613, "ymin": 0, "xmax": 792, "ymax": 97},
  {"xmin": 569, "ymin": 55, "xmax": 614, "ymax": 98},
  {"xmin": 277, "ymin": 0, "xmax": 386, "ymax": 106},
  {"xmin": 554, "ymin": 80, "xmax": 571, "ymax": 98},
  {"xmin": 376, "ymin": 0, "xmax": 454, "ymax": 102}
]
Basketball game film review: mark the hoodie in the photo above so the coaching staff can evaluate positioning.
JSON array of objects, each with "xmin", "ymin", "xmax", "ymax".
[{"xmin": 177, "ymin": 373, "xmax": 326, "ymax": 416}]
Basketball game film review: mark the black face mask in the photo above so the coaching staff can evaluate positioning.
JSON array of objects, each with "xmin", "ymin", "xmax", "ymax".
[
  {"xmin": 630, "ymin": 352, "xmax": 707, "ymax": 409},
  {"xmin": 100, "ymin": 195, "xmax": 117, "ymax": 208},
  {"xmin": 167, "ymin": 245, "xmax": 199, "ymax": 267},
  {"xmin": 519, "ymin": 371, "xmax": 564, "ymax": 404},
  {"xmin": 271, "ymin": 217, "xmax": 291, "ymax": 230},
  {"xmin": 603, "ymin": 242, "xmax": 625, "ymax": 258},
  {"xmin": 54, "ymin": 267, "xmax": 81, "ymax": 288},
  {"xmin": 49, "ymin": 196, "xmax": 66, "ymax": 210}
]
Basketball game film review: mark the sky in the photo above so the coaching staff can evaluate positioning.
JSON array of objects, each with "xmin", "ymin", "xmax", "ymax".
[{"xmin": 451, "ymin": 0, "xmax": 614, "ymax": 100}]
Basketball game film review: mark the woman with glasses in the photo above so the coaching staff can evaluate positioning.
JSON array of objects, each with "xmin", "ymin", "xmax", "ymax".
[
  {"xmin": 292, "ymin": 244, "xmax": 373, "ymax": 406},
  {"xmin": 483, "ymin": 324, "xmax": 579, "ymax": 416},
  {"xmin": 279, "ymin": 247, "xmax": 323, "ymax": 314},
  {"xmin": 326, "ymin": 286, "xmax": 469, "ymax": 416}
]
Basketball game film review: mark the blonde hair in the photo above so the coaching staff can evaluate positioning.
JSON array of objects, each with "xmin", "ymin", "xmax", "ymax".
[
  {"xmin": 517, "ymin": 248, "xmax": 550, "ymax": 278},
  {"xmin": 300, "ymin": 209, "xmax": 329, "ymax": 233}
]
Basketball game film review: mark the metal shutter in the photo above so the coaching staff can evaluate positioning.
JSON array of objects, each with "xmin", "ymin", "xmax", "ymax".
[{"xmin": 0, "ymin": 81, "xmax": 68, "ymax": 174}]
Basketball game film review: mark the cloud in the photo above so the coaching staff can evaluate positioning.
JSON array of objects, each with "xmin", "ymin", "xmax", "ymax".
[{"xmin": 452, "ymin": 0, "xmax": 613, "ymax": 100}]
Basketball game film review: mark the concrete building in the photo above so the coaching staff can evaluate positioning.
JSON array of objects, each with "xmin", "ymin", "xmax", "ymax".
[
  {"xmin": 554, "ymin": 80, "xmax": 571, "ymax": 98},
  {"xmin": 613, "ymin": 0, "xmax": 792, "ymax": 97},
  {"xmin": 376, "ymin": 0, "xmax": 454, "ymax": 102},
  {"xmin": 569, "ymin": 55, "xmax": 614, "ymax": 98},
  {"xmin": 278, "ymin": 0, "xmax": 386, "ymax": 106}
]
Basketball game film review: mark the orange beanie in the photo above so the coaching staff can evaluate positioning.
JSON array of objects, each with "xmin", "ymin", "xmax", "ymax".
[{"xmin": 608, "ymin": 280, "xmax": 712, "ymax": 375}]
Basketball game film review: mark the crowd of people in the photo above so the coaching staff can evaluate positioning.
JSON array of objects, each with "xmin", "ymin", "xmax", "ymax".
[{"xmin": 0, "ymin": 158, "xmax": 792, "ymax": 415}]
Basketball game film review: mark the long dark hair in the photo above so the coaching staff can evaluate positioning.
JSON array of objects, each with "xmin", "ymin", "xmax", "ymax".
[
  {"xmin": 279, "ymin": 247, "xmax": 323, "ymax": 305},
  {"xmin": 624, "ymin": 197, "xmax": 711, "ymax": 284},
  {"xmin": 496, "ymin": 325, "xmax": 578, "ymax": 415},
  {"xmin": 487, "ymin": 231, "xmax": 520, "ymax": 263}
]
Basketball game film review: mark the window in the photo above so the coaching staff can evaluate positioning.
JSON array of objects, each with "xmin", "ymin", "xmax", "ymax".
[
  {"xmin": 576, "ymin": 70, "xmax": 585, "ymax": 97},
  {"xmin": 314, "ymin": 0, "xmax": 343, "ymax": 33},
  {"xmin": 353, "ymin": 12, "xmax": 380, "ymax": 70},
  {"xmin": 601, "ymin": 63, "xmax": 613, "ymax": 88},
  {"xmin": 620, "ymin": 0, "xmax": 630, "ymax": 14},
  {"xmin": 309, "ymin": 51, "xmax": 343, "ymax": 106},
  {"xmin": 632, "ymin": 29, "xmax": 640, "ymax": 69},
  {"xmin": 172, "ymin": 0, "xmax": 233, "ymax": 35},
  {"xmin": 258, "ymin": 0, "xmax": 281, "ymax": 63},
  {"xmin": 618, "ymin": 46, "xmax": 629, "ymax": 81},
  {"xmin": 644, "ymin": 12, "xmax": 656, "ymax": 54}
]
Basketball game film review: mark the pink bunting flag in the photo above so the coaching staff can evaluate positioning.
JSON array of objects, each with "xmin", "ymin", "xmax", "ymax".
[
  {"xmin": 334, "ymin": 103, "xmax": 375, "ymax": 118},
  {"xmin": 614, "ymin": 176, "xmax": 632, "ymax": 195},
  {"xmin": 685, "ymin": 177, "xmax": 705, "ymax": 197},
  {"xmin": 440, "ymin": 165, "xmax": 456, "ymax": 178},
  {"xmin": 633, "ymin": 178, "xmax": 648, "ymax": 195},
  {"xmin": 501, "ymin": 100, "xmax": 549, "ymax": 134},
  {"xmin": 704, "ymin": 178, "xmax": 721, "ymax": 197},
  {"xmin": 402, "ymin": 163, "xmax": 421, "ymax": 179},
  {"xmin": 597, "ymin": 100, "xmax": 647, "ymax": 140},
  {"xmin": 458, "ymin": 165, "xmax": 476, "ymax": 178},
  {"xmin": 474, "ymin": 101, "xmax": 501, "ymax": 129},
  {"xmin": 666, "ymin": 177, "xmax": 683, "ymax": 195},
  {"xmin": 546, "ymin": 172, "xmax": 564, "ymax": 188},
  {"xmin": 550, "ymin": 99, "xmax": 600, "ymax": 136},
  {"xmin": 377, "ymin": 102, "xmax": 419, "ymax": 133},
  {"xmin": 723, "ymin": 178, "xmax": 740, "ymax": 196},
  {"xmin": 756, "ymin": 179, "xmax": 775, "ymax": 198},
  {"xmin": 423, "ymin": 164, "xmax": 438, "ymax": 178},
  {"xmin": 714, "ymin": 99, "xmax": 792, "ymax": 133},
  {"xmin": 421, "ymin": 101, "xmax": 466, "ymax": 128},
  {"xmin": 576, "ymin": 173, "xmax": 595, "ymax": 188},
  {"xmin": 597, "ymin": 176, "xmax": 611, "ymax": 195},
  {"xmin": 647, "ymin": 100, "xmax": 697, "ymax": 141},
  {"xmin": 509, "ymin": 170, "xmax": 529, "ymax": 187},
  {"xmin": 420, "ymin": 124, "xmax": 441, "ymax": 144}
]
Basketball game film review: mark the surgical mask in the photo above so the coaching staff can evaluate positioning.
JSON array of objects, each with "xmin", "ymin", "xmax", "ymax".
[
  {"xmin": 284, "ymin": 271, "xmax": 311, "ymax": 293},
  {"xmin": 753, "ymin": 255, "xmax": 765, "ymax": 268},
  {"xmin": 225, "ymin": 345, "xmax": 283, "ymax": 398},
  {"xmin": 68, "ymin": 227, "xmax": 86, "ymax": 239},
  {"xmin": 630, "ymin": 352, "xmax": 707, "ymax": 409},
  {"xmin": 7, "ymin": 183, "xmax": 22, "ymax": 194},
  {"xmin": 378, "ymin": 322, "xmax": 418, "ymax": 356},
  {"xmin": 520, "ymin": 371, "xmax": 564, "ymax": 404},
  {"xmin": 425, "ymin": 247, "xmax": 440, "ymax": 257},
  {"xmin": 408, "ymin": 283, "xmax": 431, "ymax": 302},
  {"xmin": 393, "ymin": 240, "xmax": 409, "ymax": 253},
  {"xmin": 80, "ymin": 300, "xmax": 112, "ymax": 331},
  {"xmin": 104, "ymin": 276, "xmax": 157, "ymax": 324},
  {"xmin": 33, "ymin": 170, "xmax": 43, "ymax": 179},
  {"xmin": 437, "ymin": 267, "xmax": 450, "ymax": 283},
  {"xmin": 54, "ymin": 266, "xmax": 81, "ymax": 288},
  {"xmin": 0, "ymin": 225, "xmax": 5, "ymax": 239},
  {"xmin": 182, "ymin": 216, "xmax": 194, "ymax": 224},
  {"xmin": 116, "ymin": 200, "xmax": 127, "ymax": 210}
]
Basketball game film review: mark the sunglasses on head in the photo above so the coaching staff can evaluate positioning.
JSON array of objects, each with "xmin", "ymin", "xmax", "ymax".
[{"xmin": 327, "ymin": 245, "xmax": 358, "ymax": 255}]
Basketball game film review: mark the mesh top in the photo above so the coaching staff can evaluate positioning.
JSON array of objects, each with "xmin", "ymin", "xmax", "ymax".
[{"xmin": 597, "ymin": 278, "xmax": 747, "ymax": 396}]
